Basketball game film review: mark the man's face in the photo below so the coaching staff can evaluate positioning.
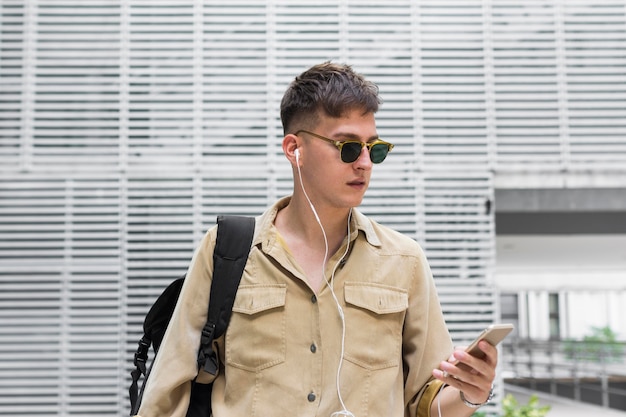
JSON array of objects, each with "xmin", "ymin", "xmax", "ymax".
[{"xmin": 297, "ymin": 109, "xmax": 378, "ymax": 211}]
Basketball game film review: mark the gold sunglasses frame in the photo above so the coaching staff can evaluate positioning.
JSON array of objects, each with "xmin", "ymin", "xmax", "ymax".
[{"xmin": 295, "ymin": 130, "xmax": 394, "ymax": 163}]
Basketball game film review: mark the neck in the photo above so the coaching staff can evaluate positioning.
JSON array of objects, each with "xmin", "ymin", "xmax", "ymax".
[
  {"xmin": 296, "ymin": 191, "xmax": 349, "ymax": 228},
  {"xmin": 278, "ymin": 194, "xmax": 351, "ymax": 255}
]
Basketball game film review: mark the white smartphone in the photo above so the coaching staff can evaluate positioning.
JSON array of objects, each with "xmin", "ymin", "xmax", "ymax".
[{"xmin": 464, "ymin": 323, "xmax": 514, "ymax": 359}]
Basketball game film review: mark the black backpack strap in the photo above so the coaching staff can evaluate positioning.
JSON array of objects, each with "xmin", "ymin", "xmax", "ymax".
[{"xmin": 198, "ymin": 215, "xmax": 255, "ymax": 375}]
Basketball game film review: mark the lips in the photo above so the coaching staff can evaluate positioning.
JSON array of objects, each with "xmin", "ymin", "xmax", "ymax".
[{"xmin": 348, "ymin": 179, "xmax": 367, "ymax": 187}]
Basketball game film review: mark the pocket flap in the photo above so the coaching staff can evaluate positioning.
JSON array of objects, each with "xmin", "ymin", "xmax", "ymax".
[
  {"xmin": 344, "ymin": 282, "xmax": 408, "ymax": 314},
  {"xmin": 232, "ymin": 284, "xmax": 287, "ymax": 315}
]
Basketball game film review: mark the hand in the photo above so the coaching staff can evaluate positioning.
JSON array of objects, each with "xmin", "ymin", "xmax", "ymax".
[{"xmin": 432, "ymin": 340, "xmax": 497, "ymax": 405}]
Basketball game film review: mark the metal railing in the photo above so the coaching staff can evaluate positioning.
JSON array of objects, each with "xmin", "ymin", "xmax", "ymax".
[{"xmin": 502, "ymin": 338, "xmax": 626, "ymax": 411}]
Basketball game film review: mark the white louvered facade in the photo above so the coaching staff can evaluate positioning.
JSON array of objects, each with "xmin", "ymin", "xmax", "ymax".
[{"xmin": 1, "ymin": 1, "xmax": 625, "ymax": 416}]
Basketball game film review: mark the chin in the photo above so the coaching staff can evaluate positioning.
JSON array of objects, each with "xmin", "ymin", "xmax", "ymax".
[{"xmin": 347, "ymin": 196, "xmax": 365, "ymax": 208}]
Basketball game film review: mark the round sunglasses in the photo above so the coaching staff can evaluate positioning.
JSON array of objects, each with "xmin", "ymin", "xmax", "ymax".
[{"xmin": 295, "ymin": 130, "xmax": 394, "ymax": 164}]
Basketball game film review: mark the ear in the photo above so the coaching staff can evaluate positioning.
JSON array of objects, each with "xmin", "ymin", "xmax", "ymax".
[{"xmin": 282, "ymin": 133, "xmax": 301, "ymax": 165}]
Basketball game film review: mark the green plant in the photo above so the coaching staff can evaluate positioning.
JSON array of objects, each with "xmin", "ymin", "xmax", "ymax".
[
  {"xmin": 500, "ymin": 394, "xmax": 550, "ymax": 417},
  {"xmin": 563, "ymin": 325, "xmax": 624, "ymax": 363}
]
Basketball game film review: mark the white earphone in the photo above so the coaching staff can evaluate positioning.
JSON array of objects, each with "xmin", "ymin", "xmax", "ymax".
[{"xmin": 295, "ymin": 148, "xmax": 300, "ymax": 162}]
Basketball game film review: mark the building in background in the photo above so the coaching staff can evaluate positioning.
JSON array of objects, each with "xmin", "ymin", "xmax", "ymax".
[{"xmin": 496, "ymin": 188, "xmax": 626, "ymax": 341}]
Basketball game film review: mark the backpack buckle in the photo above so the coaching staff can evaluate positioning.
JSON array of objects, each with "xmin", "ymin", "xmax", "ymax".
[
  {"xmin": 133, "ymin": 336, "xmax": 151, "ymax": 372},
  {"xmin": 201, "ymin": 323, "xmax": 216, "ymax": 344}
]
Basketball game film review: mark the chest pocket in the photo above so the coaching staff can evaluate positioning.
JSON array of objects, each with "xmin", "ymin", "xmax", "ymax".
[
  {"xmin": 343, "ymin": 282, "xmax": 408, "ymax": 370},
  {"xmin": 226, "ymin": 284, "xmax": 287, "ymax": 372}
]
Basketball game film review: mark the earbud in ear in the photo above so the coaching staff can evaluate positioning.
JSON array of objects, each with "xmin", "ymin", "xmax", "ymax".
[{"xmin": 295, "ymin": 148, "xmax": 300, "ymax": 161}]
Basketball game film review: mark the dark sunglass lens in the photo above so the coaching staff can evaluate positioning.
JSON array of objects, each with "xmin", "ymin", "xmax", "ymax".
[
  {"xmin": 341, "ymin": 142, "xmax": 363, "ymax": 163},
  {"xmin": 370, "ymin": 144, "xmax": 389, "ymax": 163}
]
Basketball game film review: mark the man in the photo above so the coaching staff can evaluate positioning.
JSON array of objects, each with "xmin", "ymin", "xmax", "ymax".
[{"xmin": 136, "ymin": 62, "xmax": 498, "ymax": 417}]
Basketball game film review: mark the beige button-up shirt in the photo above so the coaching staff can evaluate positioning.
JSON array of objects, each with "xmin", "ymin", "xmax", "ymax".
[{"xmin": 136, "ymin": 197, "xmax": 452, "ymax": 417}]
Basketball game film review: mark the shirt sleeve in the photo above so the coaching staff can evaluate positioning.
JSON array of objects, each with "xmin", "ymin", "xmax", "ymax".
[
  {"xmin": 403, "ymin": 247, "xmax": 454, "ymax": 417},
  {"xmin": 135, "ymin": 227, "xmax": 218, "ymax": 417}
]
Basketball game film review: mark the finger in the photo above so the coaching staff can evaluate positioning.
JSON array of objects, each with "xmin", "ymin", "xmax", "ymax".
[
  {"xmin": 448, "ymin": 346, "xmax": 466, "ymax": 363},
  {"xmin": 439, "ymin": 361, "xmax": 472, "ymax": 384},
  {"xmin": 433, "ymin": 369, "xmax": 462, "ymax": 386},
  {"xmin": 434, "ymin": 368, "xmax": 481, "ymax": 397},
  {"xmin": 478, "ymin": 340, "xmax": 499, "ymax": 366},
  {"xmin": 454, "ymin": 343, "xmax": 497, "ymax": 377}
]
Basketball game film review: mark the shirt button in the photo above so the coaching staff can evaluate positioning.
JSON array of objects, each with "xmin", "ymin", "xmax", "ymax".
[
  {"xmin": 310, "ymin": 343, "xmax": 317, "ymax": 353},
  {"xmin": 311, "ymin": 294, "xmax": 317, "ymax": 304},
  {"xmin": 307, "ymin": 392, "xmax": 316, "ymax": 402}
]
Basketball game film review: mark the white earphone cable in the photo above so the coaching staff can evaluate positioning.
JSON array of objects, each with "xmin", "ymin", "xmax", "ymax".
[
  {"xmin": 329, "ymin": 209, "xmax": 352, "ymax": 417},
  {"xmin": 296, "ymin": 159, "xmax": 355, "ymax": 417},
  {"xmin": 437, "ymin": 382, "xmax": 446, "ymax": 417}
]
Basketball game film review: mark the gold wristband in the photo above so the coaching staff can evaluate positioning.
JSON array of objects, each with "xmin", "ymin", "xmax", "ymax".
[{"xmin": 459, "ymin": 384, "xmax": 494, "ymax": 408}]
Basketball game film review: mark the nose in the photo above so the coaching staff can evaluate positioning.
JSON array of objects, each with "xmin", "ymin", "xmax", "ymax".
[{"xmin": 354, "ymin": 145, "xmax": 373, "ymax": 168}]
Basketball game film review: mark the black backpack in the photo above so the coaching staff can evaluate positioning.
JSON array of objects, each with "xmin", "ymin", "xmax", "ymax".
[{"xmin": 129, "ymin": 215, "xmax": 255, "ymax": 416}]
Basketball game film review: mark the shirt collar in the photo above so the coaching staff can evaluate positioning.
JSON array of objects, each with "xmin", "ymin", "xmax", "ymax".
[{"xmin": 350, "ymin": 206, "xmax": 382, "ymax": 247}]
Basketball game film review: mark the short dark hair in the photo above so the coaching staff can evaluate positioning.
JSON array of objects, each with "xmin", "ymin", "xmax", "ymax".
[{"xmin": 280, "ymin": 62, "xmax": 381, "ymax": 134}]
